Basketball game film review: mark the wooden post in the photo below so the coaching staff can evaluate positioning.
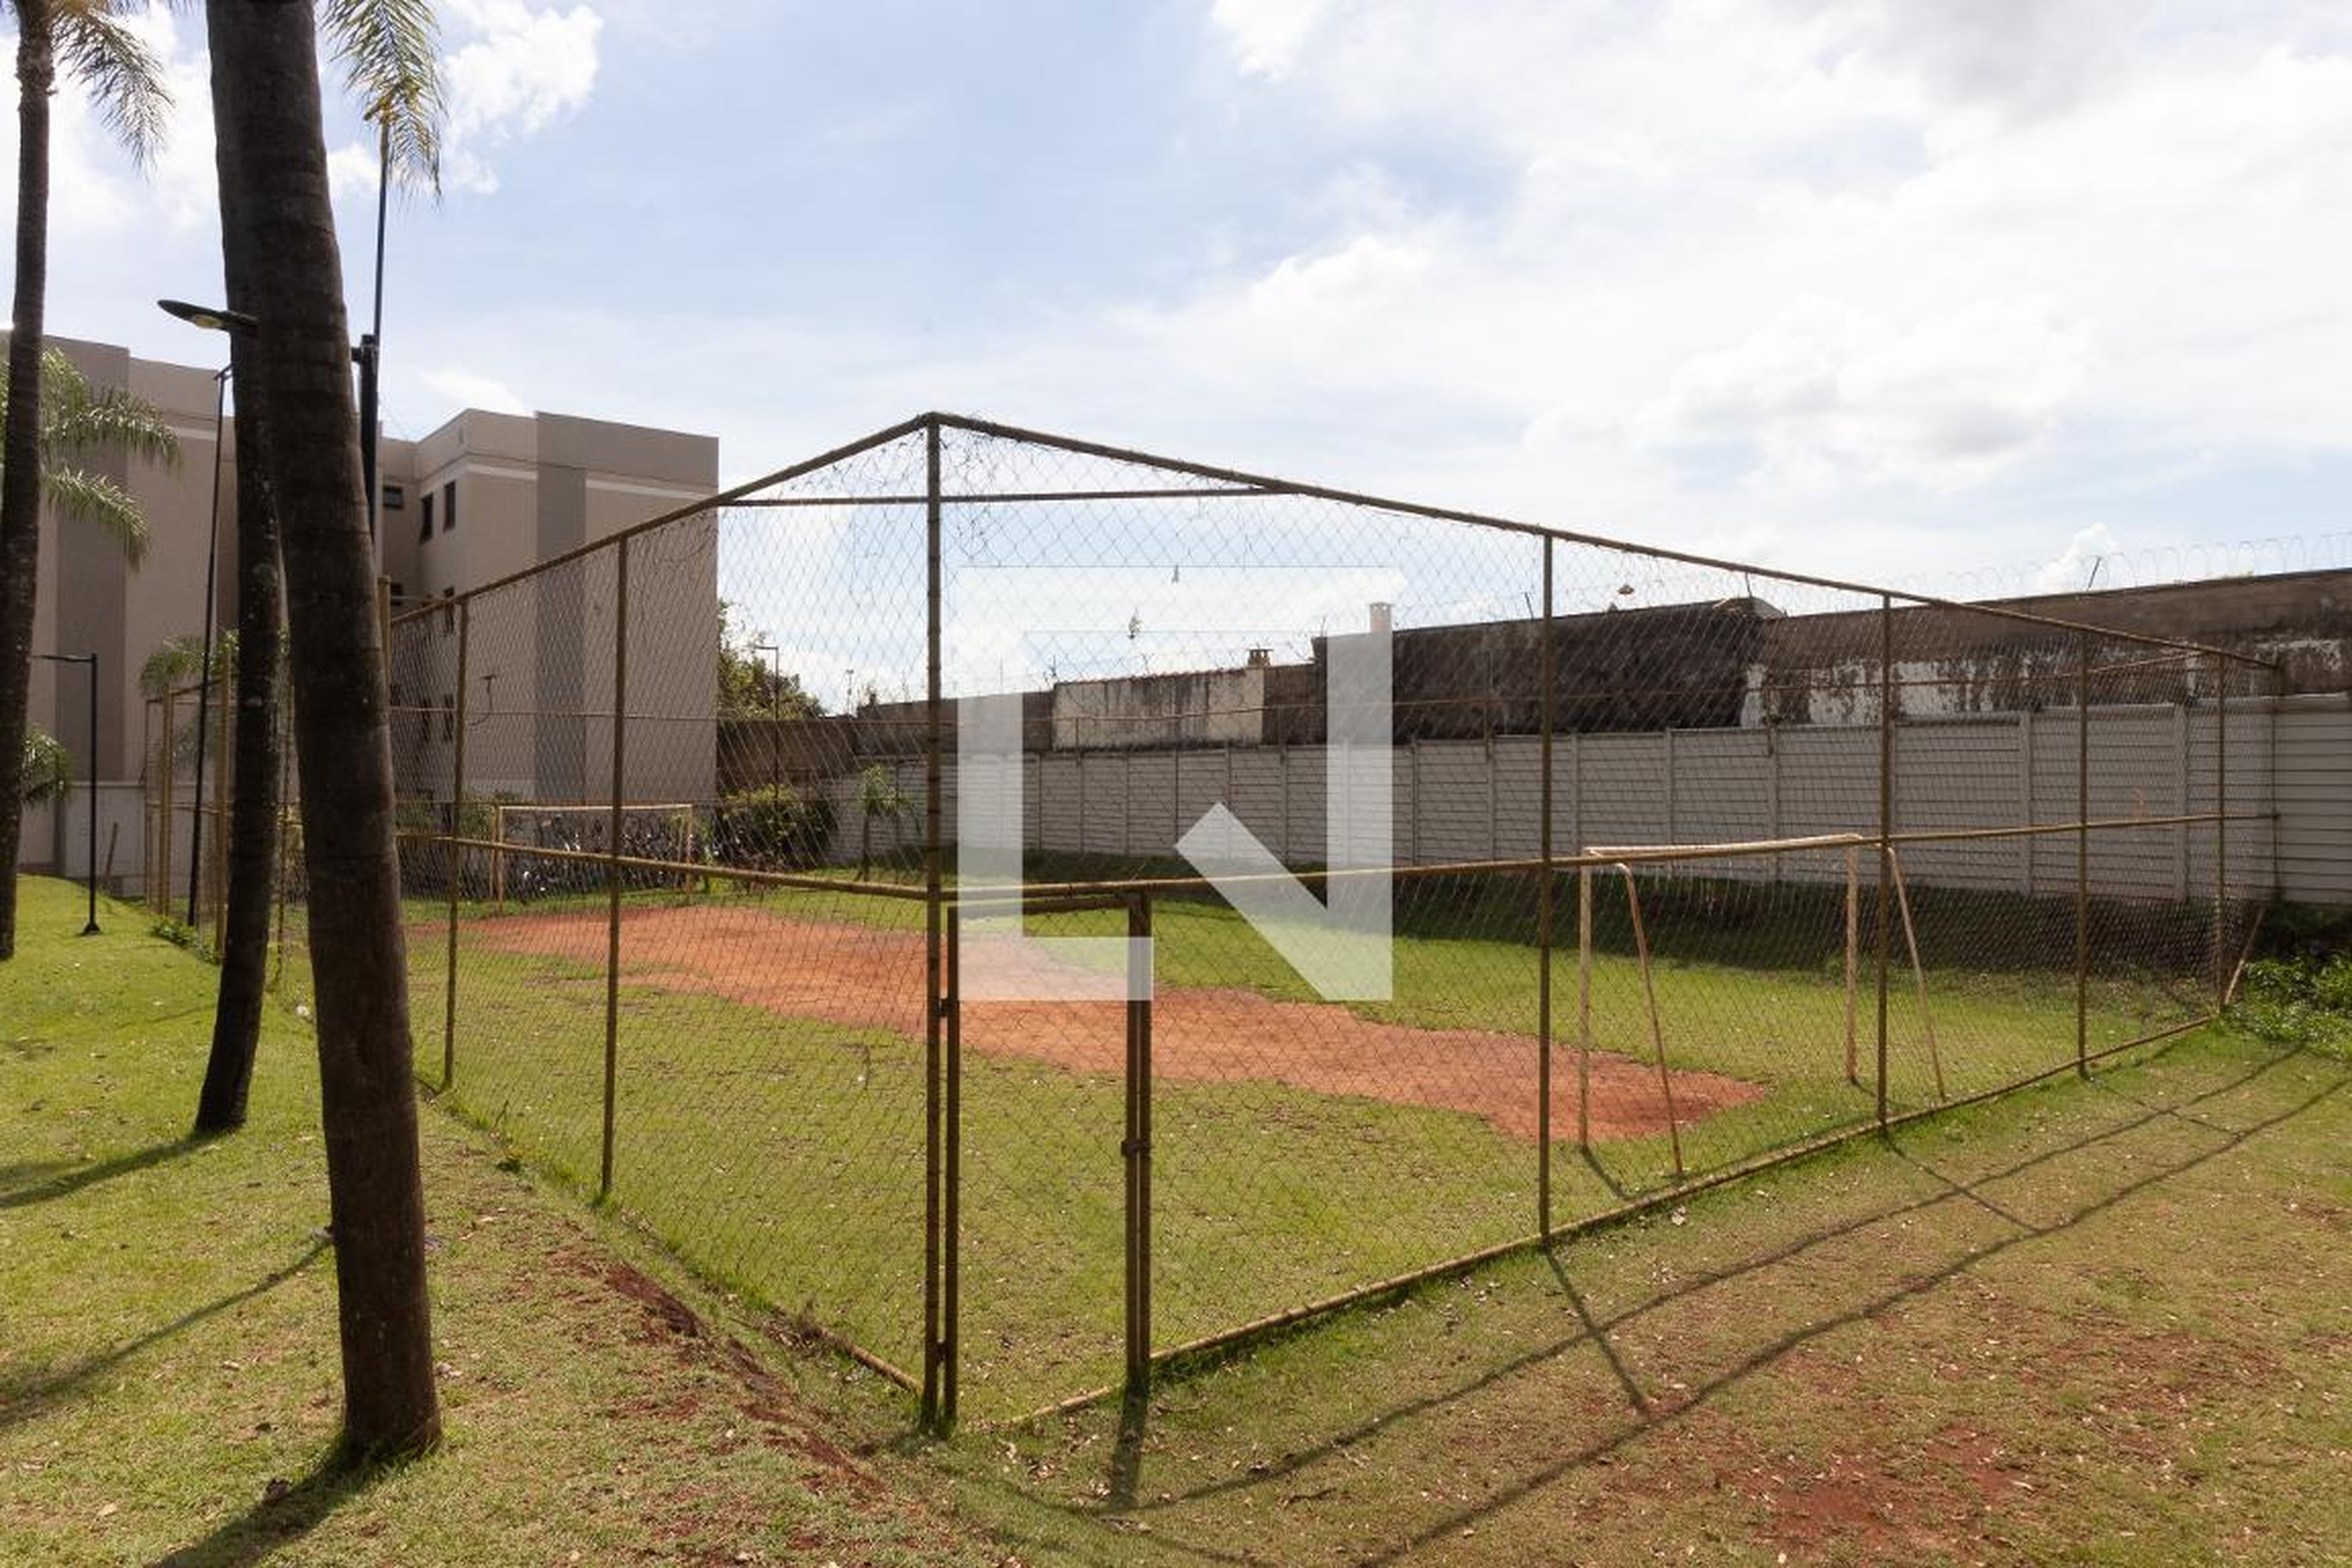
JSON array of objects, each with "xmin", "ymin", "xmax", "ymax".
[
  {"xmin": 1886, "ymin": 849, "xmax": 1946, "ymax": 1101},
  {"xmin": 1617, "ymin": 865, "xmax": 1683, "ymax": 1178}
]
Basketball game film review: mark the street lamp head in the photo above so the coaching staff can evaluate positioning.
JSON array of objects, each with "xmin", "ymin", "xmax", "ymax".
[{"xmin": 157, "ymin": 298, "xmax": 260, "ymax": 334}]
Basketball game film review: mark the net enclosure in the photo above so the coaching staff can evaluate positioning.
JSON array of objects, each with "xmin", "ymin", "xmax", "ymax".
[{"xmin": 375, "ymin": 412, "xmax": 2280, "ymax": 1425}]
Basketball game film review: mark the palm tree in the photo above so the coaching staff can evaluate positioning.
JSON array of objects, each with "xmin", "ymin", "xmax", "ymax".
[
  {"xmin": 0, "ymin": 345, "xmax": 179, "ymax": 560},
  {"xmin": 197, "ymin": 0, "xmax": 442, "ymax": 1136},
  {"xmin": 205, "ymin": 0, "xmax": 439, "ymax": 1460},
  {"xmin": 0, "ymin": 0, "xmax": 169, "ymax": 959}
]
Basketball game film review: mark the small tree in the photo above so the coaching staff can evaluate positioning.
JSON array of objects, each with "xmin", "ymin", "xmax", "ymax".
[
  {"xmin": 716, "ymin": 600, "xmax": 825, "ymax": 718},
  {"xmin": 856, "ymin": 762, "xmax": 910, "ymax": 879},
  {"xmin": 20, "ymin": 725, "xmax": 69, "ymax": 804}
]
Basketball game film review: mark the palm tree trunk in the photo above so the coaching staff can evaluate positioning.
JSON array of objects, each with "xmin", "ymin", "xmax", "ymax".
[
  {"xmin": 194, "ymin": 388, "xmax": 282, "ymax": 1134},
  {"xmin": 207, "ymin": 0, "xmax": 439, "ymax": 1459},
  {"xmin": 0, "ymin": 0, "xmax": 56, "ymax": 962}
]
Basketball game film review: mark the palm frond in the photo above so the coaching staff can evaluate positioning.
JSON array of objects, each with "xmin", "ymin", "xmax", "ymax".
[
  {"xmin": 46, "ymin": 383, "xmax": 180, "ymax": 470},
  {"xmin": 140, "ymin": 631, "xmax": 235, "ymax": 698},
  {"xmin": 323, "ymin": 0, "xmax": 446, "ymax": 198},
  {"xmin": 141, "ymin": 635, "xmax": 204, "ymax": 698},
  {"xmin": 52, "ymin": 1, "xmax": 173, "ymax": 167},
  {"xmin": 42, "ymin": 468, "xmax": 149, "ymax": 564}
]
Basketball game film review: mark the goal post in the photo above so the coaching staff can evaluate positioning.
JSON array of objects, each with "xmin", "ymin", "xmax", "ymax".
[
  {"xmin": 488, "ymin": 800, "xmax": 702, "ymax": 911},
  {"xmin": 1577, "ymin": 834, "xmax": 1871, "ymax": 1129}
]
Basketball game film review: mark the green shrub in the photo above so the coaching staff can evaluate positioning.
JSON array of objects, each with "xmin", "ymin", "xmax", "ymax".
[
  {"xmin": 715, "ymin": 784, "xmax": 836, "ymax": 869},
  {"xmin": 2231, "ymin": 953, "xmax": 2352, "ymax": 1052}
]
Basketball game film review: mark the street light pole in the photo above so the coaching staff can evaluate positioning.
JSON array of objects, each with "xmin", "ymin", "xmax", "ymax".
[
  {"xmin": 156, "ymin": 301, "xmax": 260, "ymax": 929},
  {"xmin": 360, "ymin": 117, "xmax": 390, "ymax": 561},
  {"xmin": 32, "ymin": 652, "xmax": 100, "ymax": 935},
  {"xmin": 184, "ymin": 365, "xmax": 230, "ymax": 926},
  {"xmin": 751, "ymin": 641, "xmax": 781, "ymax": 794}
]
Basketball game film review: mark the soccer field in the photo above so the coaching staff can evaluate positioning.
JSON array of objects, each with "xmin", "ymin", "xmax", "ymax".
[{"xmin": 385, "ymin": 873, "xmax": 2207, "ymax": 1419}]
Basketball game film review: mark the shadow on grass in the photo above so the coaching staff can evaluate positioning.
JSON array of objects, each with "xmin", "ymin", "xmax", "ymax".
[
  {"xmin": 148, "ymin": 1457, "xmax": 382, "ymax": 1568},
  {"xmin": 0, "ymin": 1239, "xmax": 328, "ymax": 1436},
  {"xmin": 970, "ymin": 1042, "xmax": 2342, "ymax": 1567},
  {"xmin": 0, "ymin": 1139, "xmax": 206, "ymax": 1212}
]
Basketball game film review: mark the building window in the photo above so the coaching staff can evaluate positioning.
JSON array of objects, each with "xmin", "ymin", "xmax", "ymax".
[
  {"xmin": 383, "ymin": 483, "xmax": 405, "ymax": 510},
  {"xmin": 442, "ymin": 480, "xmax": 457, "ymax": 533},
  {"xmin": 419, "ymin": 491, "xmax": 434, "ymax": 541}
]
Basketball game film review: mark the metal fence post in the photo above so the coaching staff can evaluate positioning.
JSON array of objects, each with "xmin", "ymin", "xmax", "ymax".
[
  {"xmin": 922, "ymin": 417, "xmax": 945, "ymax": 1430},
  {"xmin": 212, "ymin": 674, "xmax": 231, "ymax": 947},
  {"xmin": 598, "ymin": 538, "xmax": 631, "ymax": 1201},
  {"xmin": 2212, "ymin": 651, "xmax": 2228, "ymax": 1009},
  {"xmin": 444, "ymin": 600, "xmax": 469, "ymax": 1091},
  {"xmin": 2076, "ymin": 630, "xmax": 2090, "ymax": 1079},
  {"xmin": 156, "ymin": 692, "xmax": 175, "ymax": 918},
  {"xmin": 1875, "ymin": 597, "xmax": 1893, "ymax": 1129},
  {"xmin": 1576, "ymin": 863, "xmax": 1593, "ymax": 1153},
  {"xmin": 1537, "ymin": 537, "xmax": 1555, "ymax": 1241},
  {"xmin": 1126, "ymin": 893, "xmax": 1155, "ymax": 1394},
  {"xmin": 943, "ymin": 902, "xmax": 962, "ymax": 1428}
]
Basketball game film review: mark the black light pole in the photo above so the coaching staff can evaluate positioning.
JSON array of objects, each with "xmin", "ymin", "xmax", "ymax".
[
  {"xmin": 360, "ymin": 117, "xmax": 390, "ymax": 559},
  {"xmin": 751, "ymin": 641, "xmax": 781, "ymax": 793},
  {"xmin": 156, "ymin": 300, "xmax": 257, "ymax": 926},
  {"xmin": 32, "ymin": 652, "xmax": 100, "ymax": 935},
  {"xmin": 185, "ymin": 363, "xmax": 228, "ymax": 925}
]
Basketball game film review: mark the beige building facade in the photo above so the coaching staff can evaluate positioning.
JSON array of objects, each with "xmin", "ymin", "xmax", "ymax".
[{"xmin": 15, "ymin": 333, "xmax": 718, "ymax": 890}]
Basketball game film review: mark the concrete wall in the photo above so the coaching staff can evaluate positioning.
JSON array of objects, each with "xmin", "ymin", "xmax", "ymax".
[
  {"xmin": 814, "ymin": 697, "xmax": 2334, "ymax": 905},
  {"xmin": 1052, "ymin": 665, "xmax": 1270, "ymax": 749}
]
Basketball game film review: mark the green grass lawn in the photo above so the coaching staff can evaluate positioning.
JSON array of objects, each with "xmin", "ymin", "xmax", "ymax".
[
  {"xmin": 7, "ymin": 873, "xmax": 2346, "ymax": 1567},
  {"xmin": 0, "ymin": 878, "xmax": 995, "ymax": 1567},
  {"xmin": 934, "ymin": 1030, "xmax": 2352, "ymax": 1567},
  {"xmin": 372, "ymin": 871, "xmax": 2215, "ymax": 1418}
]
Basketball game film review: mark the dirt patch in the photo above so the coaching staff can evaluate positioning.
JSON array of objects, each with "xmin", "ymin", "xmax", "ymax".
[
  {"xmin": 588, "ymin": 1256, "xmax": 889, "ymax": 1496},
  {"xmin": 477, "ymin": 905, "xmax": 1763, "ymax": 1144}
]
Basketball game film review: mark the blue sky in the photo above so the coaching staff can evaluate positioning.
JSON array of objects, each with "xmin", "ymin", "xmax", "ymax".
[{"xmin": 19, "ymin": 0, "xmax": 2352, "ymax": 596}]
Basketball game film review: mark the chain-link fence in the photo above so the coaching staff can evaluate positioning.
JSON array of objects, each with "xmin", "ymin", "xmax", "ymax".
[{"xmin": 358, "ymin": 413, "xmax": 2279, "ymax": 1425}]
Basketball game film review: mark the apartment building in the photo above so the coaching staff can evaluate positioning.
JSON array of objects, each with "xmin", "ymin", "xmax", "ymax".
[{"xmin": 15, "ymin": 333, "xmax": 719, "ymax": 889}]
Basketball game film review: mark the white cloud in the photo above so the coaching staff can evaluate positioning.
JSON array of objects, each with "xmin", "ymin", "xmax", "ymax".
[
  {"xmin": 2032, "ymin": 522, "xmax": 2123, "ymax": 593},
  {"xmin": 1632, "ymin": 296, "xmax": 2092, "ymax": 491},
  {"xmin": 1246, "ymin": 233, "xmax": 1431, "ymax": 318},
  {"xmin": 439, "ymin": 0, "xmax": 604, "ymax": 194},
  {"xmin": 327, "ymin": 141, "xmax": 381, "ymax": 200},
  {"xmin": 423, "ymin": 367, "xmax": 529, "ymax": 413},
  {"xmin": 1210, "ymin": 0, "xmax": 1330, "ymax": 76},
  {"xmin": 1127, "ymin": 0, "xmax": 2352, "ymax": 580}
]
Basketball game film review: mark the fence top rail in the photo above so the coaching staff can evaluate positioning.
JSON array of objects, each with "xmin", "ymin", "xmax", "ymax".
[
  {"xmin": 405, "ymin": 802, "xmax": 2271, "ymax": 911},
  {"xmin": 383, "ymin": 413, "xmax": 2283, "ymax": 673}
]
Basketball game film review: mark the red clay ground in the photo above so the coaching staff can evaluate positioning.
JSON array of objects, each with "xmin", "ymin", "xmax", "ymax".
[{"xmin": 473, "ymin": 905, "xmax": 1762, "ymax": 1143}]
